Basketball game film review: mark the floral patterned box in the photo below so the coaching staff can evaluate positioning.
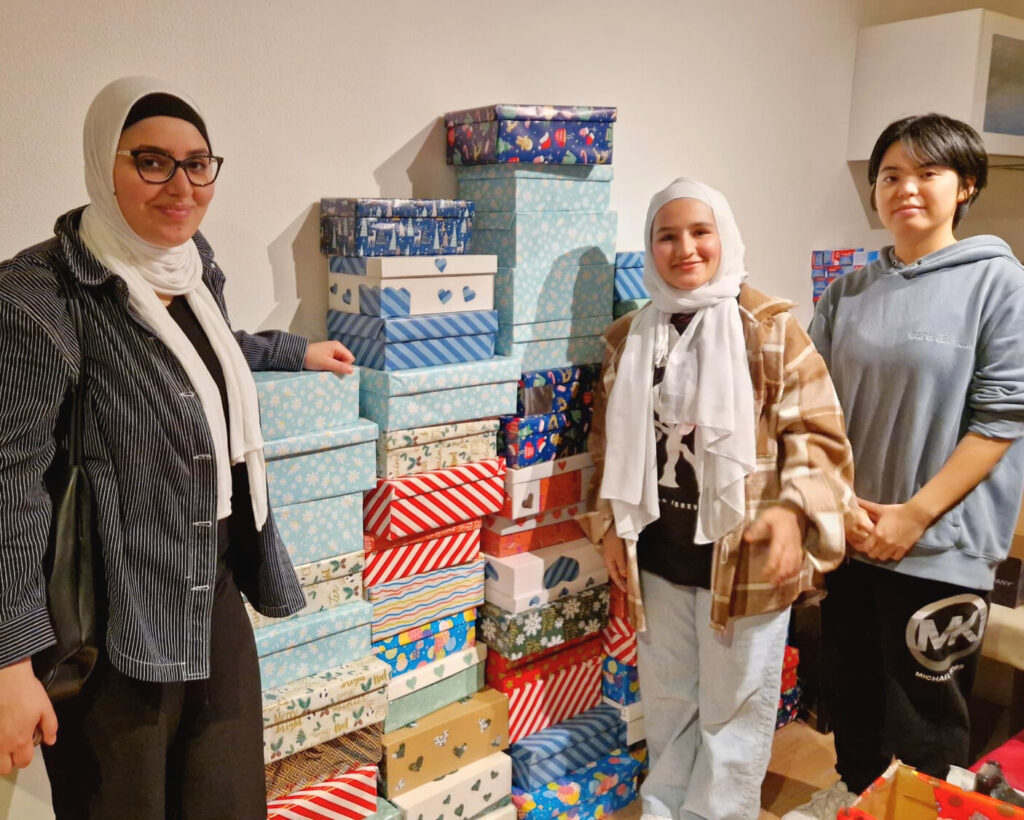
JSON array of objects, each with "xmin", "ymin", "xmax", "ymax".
[
  {"xmin": 266, "ymin": 764, "xmax": 378, "ymax": 819},
  {"xmin": 292, "ymin": 549, "xmax": 365, "ymax": 588},
  {"xmin": 482, "ymin": 505, "xmax": 586, "ymax": 557},
  {"xmin": 388, "ymin": 643, "xmax": 486, "ymax": 701},
  {"xmin": 385, "ymin": 660, "xmax": 484, "ymax": 731},
  {"xmin": 500, "ymin": 453, "xmax": 595, "ymax": 519},
  {"xmin": 273, "ymin": 492, "xmax": 365, "ymax": 566},
  {"xmin": 364, "ymin": 520, "xmax": 481, "ymax": 587},
  {"xmin": 496, "ymin": 261, "xmax": 614, "ymax": 327},
  {"xmin": 601, "ymin": 656, "xmax": 640, "ymax": 706},
  {"xmin": 380, "ymin": 687, "xmax": 510, "ymax": 798},
  {"xmin": 263, "ymin": 688, "xmax": 388, "ymax": 765},
  {"xmin": 253, "ymin": 370, "xmax": 359, "ymax": 440},
  {"xmin": 320, "ymin": 198, "xmax": 474, "ymax": 257},
  {"xmin": 359, "ymin": 355, "xmax": 521, "ymax": 432},
  {"xmin": 392, "ymin": 751, "xmax": 513, "ymax": 819},
  {"xmin": 247, "ymin": 571, "xmax": 363, "ymax": 631},
  {"xmin": 500, "ymin": 411, "xmax": 590, "ymax": 468},
  {"xmin": 264, "ymin": 419, "xmax": 378, "ymax": 507},
  {"xmin": 517, "ymin": 365, "xmax": 599, "ymax": 417},
  {"xmin": 455, "ymin": 164, "xmax": 613, "ymax": 213},
  {"xmin": 255, "ymin": 600, "xmax": 373, "ymax": 690},
  {"xmin": 479, "ymin": 584, "xmax": 609, "ymax": 661},
  {"xmin": 372, "ymin": 608, "xmax": 476, "ymax": 676},
  {"xmin": 510, "ymin": 748, "xmax": 643, "ymax": 820},
  {"xmin": 471, "ymin": 211, "xmax": 616, "ymax": 274},
  {"xmin": 264, "ymin": 722, "xmax": 383, "ymax": 801},
  {"xmin": 444, "ymin": 104, "xmax": 616, "ymax": 166},
  {"xmin": 484, "ymin": 539, "xmax": 606, "ymax": 614},
  {"xmin": 376, "ymin": 419, "xmax": 498, "ymax": 479},
  {"xmin": 486, "ymin": 634, "xmax": 596, "ymax": 678}
]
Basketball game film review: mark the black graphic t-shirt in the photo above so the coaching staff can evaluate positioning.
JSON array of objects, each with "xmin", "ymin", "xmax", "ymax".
[{"xmin": 636, "ymin": 313, "xmax": 714, "ymax": 588}]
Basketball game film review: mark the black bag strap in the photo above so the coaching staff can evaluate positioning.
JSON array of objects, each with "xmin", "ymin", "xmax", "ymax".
[{"xmin": 64, "ymin": 293, "xmax": 85, "ymax": 469}]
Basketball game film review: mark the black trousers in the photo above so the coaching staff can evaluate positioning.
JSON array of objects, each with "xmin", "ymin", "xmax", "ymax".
[
  {"xmin": 821, "ymin": 558, "xmax": 989, "ymax": 793},
  {"xmin": 41, "ymin": 570, "xmax": 266, "ymax": 819}
]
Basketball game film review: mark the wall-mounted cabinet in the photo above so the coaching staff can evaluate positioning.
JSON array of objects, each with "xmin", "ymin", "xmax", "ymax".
[{"xmin": 848, "ymin": 9, "xmax": 1024, "ymax": 162}]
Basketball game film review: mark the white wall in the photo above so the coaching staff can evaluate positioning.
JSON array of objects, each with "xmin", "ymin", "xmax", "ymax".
[{"xmin": 1, "ymin": 1, "xmax": 1022, "ymax": 816}]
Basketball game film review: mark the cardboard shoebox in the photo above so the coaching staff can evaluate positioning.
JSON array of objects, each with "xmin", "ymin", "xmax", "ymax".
[
  {"xmin": 253, "ymin": 370, "xmax": 359, "ymax": 440},
  {"xmin": 272, "ymin": 492, "xmax": 365, "ymax": 566},
  {"xmin": 327, "ymin": 309, "xmax": 498, "ymax": 371},
  {"xmin": 363, "ymin": 520, "xmax": 481, "ymax": 587},
  {"xmin": 517, "ymin": 364, "xmax": 599, "ymax": 417},
  {"xmin": 320, "ymin": 197, "xmax": 473, "ymax": 257},
  {"xmin": 364, "ymin": 457, "xmax": 505, "ymax": 541},
  {"xmin": 484, "ymin": 538, "xmax": 606, "ymax": 614},
  {"xmin": 359, "ymin": 355, "xmax": 521, "ymax": 432},
  {"xmin": 496, "ymin": 316, "xmax": 609, "ymax": 372},
  {"xmin": 385, "ymin": 652, "xmax": 485, "ymax": 731},
  {"xmin": 391, "ymin": 752, "xmax": 512, "ymax": 819},
  {"xmin": 372, "ymin": 608, "xmax": 476, "ymax": 676},
  {"xmin": 500, "ymin": 410, "xmax": 590, "ymax": 467},
  {"xmin": 266, "ymin": 764, "xmax": 378, "ymax": 820},
  {"xmin": 455, "ymin": 163, "xmax": 613, "ymax": 213},
  {"xmin": 499, "ymin": 452, "xmax": 595, "ymax": 519},
  {"xmin": 255, "ymin": 599, "xmax": 372, "ymax": 690},
  {"xmin": 482, "ymin": 503, "xmax": 587, "ymax": 556},
  {"xmin": 247, "ymin": 549, "xmax": 364, "ymax": 630},
  {"xmin": 264, "ymin": 722, "xmax": 382, "ymax": 801},
  {"xmin": 495, "ymin": 259, "xmax": 614, "ymax": 327},
  {"xmin": 510, "ymin": 747, "xmax": 644, "ymax": 819},
  {"xmin": 327, "ymin": 254, "xmax": 496, "ymax": 318},
  {"xmin": 376, "ymin": 419, "xmax": 498, "ymax": 479},
  {"xmin": 444, "ymin": 104, "xmax": 616, "ymax": 165}
]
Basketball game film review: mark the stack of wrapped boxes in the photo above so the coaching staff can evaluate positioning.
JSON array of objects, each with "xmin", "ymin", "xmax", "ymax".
[
  {"xmin": 249, "ymin": 370, "xmax": 389, "ymax": 818},
  {"xmin": 811, "ymin": 248, "xmax": 879, "ymax": 303},
  {"xmin": 613, "ymin": 251, "xmax": 648, "ymax": 318},
  {"xmin": 776, "ymin": 645, "xmax": 801, "ymax": 730},
  {"xmin": 321, "ymin": 197, "xmax": 518, "ymax": 818}
]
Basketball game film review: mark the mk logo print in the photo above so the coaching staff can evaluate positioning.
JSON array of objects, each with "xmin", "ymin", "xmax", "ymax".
[{"xmin": 905, "ymin": 594, "xmax": 987, "ymax": 673}]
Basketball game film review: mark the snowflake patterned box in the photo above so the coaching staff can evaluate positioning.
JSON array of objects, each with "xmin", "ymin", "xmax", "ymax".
[
  {"xmin": 484, "ymin": 539, "xmax": 606, "ymax": 614},
  {"xmin": 500, "ymin": 453, "xmax": 594, "ymax": 519},
  {"xmin": 517, "ymin": 365, "xmax": 599, "ymax": 417},
  {"xmin": 479, "ymin": 584, "xmax": 609, "ymax": 661},
  {"xmin": 510, "ymin": 748, "xmax": 642, "ymax": 820},
  {"xmin": 500, "ymin": 411, "xmax": 590, "ymax": 468},
  {"xmin": 444, "ymin": 104, "xmax": 616, "ymax": 166},
  {"xmin": 273, "ymin": 493, "xmax": 365, "ymax": 566},
  {"xmin": 376, "ymin": 419, "xmax": 499, "ymax": 479},
  {"xmin": 264, "ymin": 722, "xmax": 383, "ymax": 801},
  {"xmin": 385, "ymin": 659, "xmax": 484, "ymax": 731},
  {"xmin": 364, "ymin": 520, "xmax": 481, "ymax": 586},
  {"xmin": 328, "ymin": 254, "xmax": 496, "ymax": 318},
  {"xmin": 367, "ymin": 558, "xmax": 485, "ymax": 641},
  {"xmin": 496, "ymin": 260, "xmax": 614, "ymax": 327},
  {"xmin": 364, "ymin": 458, "xmax": 505, "ymax": 541},
  {"xmin": 482, "ymin": 504, "xmax": 586, "ymax": 557},
  {"xmin": 372, "ymin": 608, "xmax": 476, "ymax": 676},
  {"xmin": 497, "ymin": 317, "xmax": 609, "ymax": 363},
  {"xmin": 253, "ymin": 370, "xmax": 360, "ymax": 440},
  {"xmin": 256, "ymin": 600, "xmax": 373, "ymax": 690},
  {"xmin": 320, "ymin": 198, "xmax": 474, "ymax": 257},
  {"xmin": 392, "ymin": 751, "xmax": 513, "ymax": 819},
  {"xmin": 266, "ymin": 763, "xmax": 378, "ymax": 819},
  {"xmin": 264, "ymin": 419, "xmax": 378, "ymax": 507},
  {"xmin": 455, "ymin": 164, "xmax": 613, "ymax": 213},
  {"xmin": 379, "ymin": 687, "xmax": 510, "ymax": 798},
  {"xmin": 359, "ymin": 355, "xmax": 521, "ymax": 432},
  {"xmin": 601, "ymin": 656, "xmax": 640, "ymax": 706},
  {"xmin": 472, "ymin": 211, "xmax": 616, "ymax": 278}
]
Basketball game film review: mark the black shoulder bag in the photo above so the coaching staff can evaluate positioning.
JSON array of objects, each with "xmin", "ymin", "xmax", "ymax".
[{"xmin": 31, "ymin": 286, "xmax": 102, "ymax": 702}]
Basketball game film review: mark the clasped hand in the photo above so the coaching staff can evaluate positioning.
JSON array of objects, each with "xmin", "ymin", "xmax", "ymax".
[{"xmin": 846, "ymin": 498, "xmax": 930, "ymax": 562}]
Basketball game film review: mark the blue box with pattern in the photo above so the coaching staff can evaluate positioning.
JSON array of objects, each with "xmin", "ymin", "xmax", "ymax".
[
  {"xmin": 320, "ymin": 198, "xmax": 474, "ymax": 257},
  {"xmin": 455, "ymin": 164, "xmax": 613, "ymax": 214},
  {"xmin": 253, "ymin": 370, "xmax": 360, "ymax": 439},
  {"xmin": 272, "ymin": 492, "xmax": 365, "ymax": 566},
  {"xmin": 470, "ymin": 211, "xmax": 616, "ymax": 274},
  {"xmin": 496, "ymin": 316, "xmax": 609, "ymax": 371},
  {"xmin": 495, "ymin": 261, "xmax": 613, "ymax": 326}
]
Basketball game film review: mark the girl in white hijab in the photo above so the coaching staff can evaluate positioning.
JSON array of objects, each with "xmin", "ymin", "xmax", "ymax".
[{"xmin": 581, "ymin": 178, "xmax": 856, "ymax": 819}]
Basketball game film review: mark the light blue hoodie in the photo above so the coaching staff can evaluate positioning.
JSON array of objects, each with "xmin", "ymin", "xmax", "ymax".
[{"xmin": 810, "ymin": 235, "xmax": 1024, "ymax": 590}]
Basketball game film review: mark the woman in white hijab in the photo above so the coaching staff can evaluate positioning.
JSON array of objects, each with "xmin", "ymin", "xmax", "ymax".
[
  {"xmin": 0, "ymin": 77, "xmax": 353, "ymax": 818},
  {"xmin": 580, "ymin": 178, "xmax": 856, "ymax": 819}
]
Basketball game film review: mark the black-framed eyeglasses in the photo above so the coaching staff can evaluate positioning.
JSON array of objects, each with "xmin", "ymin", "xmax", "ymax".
[{"xmin": 116, "ymin": 149, "xmax": 223, "ymax": 186}]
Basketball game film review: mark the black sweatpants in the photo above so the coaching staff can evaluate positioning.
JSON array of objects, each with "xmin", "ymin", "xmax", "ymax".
[
  {"xmin": 41, "ymin": 569, "xmax": 266, "ymax": 820},
  {"xmin": 820, "ymin": 558, "xmax": 989, "ymax": 793}
]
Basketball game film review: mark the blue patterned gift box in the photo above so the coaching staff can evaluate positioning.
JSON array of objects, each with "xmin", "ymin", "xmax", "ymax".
[
  {"xmin": 517, "ymin": 365, "xmax": 600, "ymax": 416},
  {"xmin": 471, "ymin": 212, "xmax": 616, "ymax": 275},
  {"xmin": 455, "ymin": 165, "xmax": 613, "ymax": 213},
  {"xmin": 264, "ymin": 420, "xmax": 378, "ymax": 507},
  {"xmin": 601, "ymin": 656, "xmax": 640, "ymax": 705},
  {"xmin": 253, "ymin": 370, "xmax": 360, "ymax": 440},
  {"xmin": 256, "ymin": 600, "xmax": 373, "ymax": 690},
  {"xmin": 614, "ymin": 251, "xmax": 643, "ymax": 269},
  {"xmin": 499, "ymin": 410, "xmax": 590, "ymax": 467},
  {"xmin": 273, "ymin": 492, "xmax": 364, "ymax": 566},
  {"xmin": 360, "ymin": 356, "xmax": 521, "ymax": 431},
  {"xmin": 495, "ymin": 261, "xmax": 613, "ymax": 326},
  {"xmin": 444, "ymin": 104, "xmax": 616, "ymax": 166},
  {"xmin": 613, "ymin": 266, "xmax": 647, "ymax": 301},
  {"xmin": 510, "ymin": 748, "xmax": 642, "ymax": 819},
  {"xmin": 497, "ymin": 317, "xmax": 610, "ymax": 372},
  {"xmin": 320, "ymin": 198, "xmax": 474, "ymax": 257},
  {"xmin": 372, "ymin": 608, "xmax": 476, "ymax": 676}
]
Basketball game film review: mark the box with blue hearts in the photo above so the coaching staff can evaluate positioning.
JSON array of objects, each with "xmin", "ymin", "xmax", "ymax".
[
  {"xmin": 484, "ymin": 537, "xmax": 606, "ymax": 614},
  {"xmin": 254, "ymin": 370, "xmax": 360, "ymax": 440},
  {"xmin": 320, "ymin": 198, "xmax": 474, "ymax": 257},
  {"xmin": 455, "ymin": 164, "xmax": 613, "ymax": 214}
]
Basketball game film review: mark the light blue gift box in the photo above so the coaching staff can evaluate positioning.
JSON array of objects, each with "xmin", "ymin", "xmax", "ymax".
[
  {"xmin": 264, "ymin": 419, "xmax": 377, "ymax": 507},
  {"xmin": 256, "ymin": 599, "xmax": 373, "ymax": 690},
  {"xmin": 613, "ymin": 266, "xmax": 648, "ymax": 301},
  {"xmin": 496, "ymin": 317, "xmax": 610, "ymax": 371},
  {"xmin": 360, "ymin": 356, "xmax": 521, "ymax": 432},
  {"xmin": 495, "ymin": 261, "xmax": 613, "ymax": 326},
  {"xmin": 253, "ymin": 370, "xmax": 359, "ymax": 441},
  {"xmin": 455, "ymin": 165, "xmax": 613, "ymax": 214},
  {"xmin": 470, "ymin": 212, "xmax": 617, "ymax": 273},
  {"xmin": 384, "ymin": 662, "xmax": 485, "ymax": 731},
  {"xmin": 272, "ymin": 492, "xmax": 364, "ymax": 566}
]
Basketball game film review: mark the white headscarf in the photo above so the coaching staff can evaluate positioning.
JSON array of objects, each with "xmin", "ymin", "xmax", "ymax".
[
  {"xmin": 78, "ymin": 76, "xmax": 267, "ymax": 529},
  {"xmin": 600, "ymin": 178, "xmax": 755, "ymax": 545}
]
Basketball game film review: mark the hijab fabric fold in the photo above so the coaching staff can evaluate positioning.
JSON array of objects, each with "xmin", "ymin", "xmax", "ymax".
[
  {"xmin": 78, "ymin": 76, "xmax": 268, "ymax": 529},
  {"xmin": 600, "ymin": 178, "xmax": 755, "ymax": 546}
]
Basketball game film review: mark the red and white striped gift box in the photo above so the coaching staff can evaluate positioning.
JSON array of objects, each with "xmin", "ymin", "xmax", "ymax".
[
  {"xmin": 363, "ymin": 521, "xmax": 481, "ymax": 586},
  {"xmin": 601, "ymin": 616, "xmax": 638, "ymax": 666},
  {"xmin": 364, "ymin": 458, "xmax": 505, "ymax": 541},
  {"xmin": 266, "ymin": 764, "xmax": 377, "ymax": 819}
]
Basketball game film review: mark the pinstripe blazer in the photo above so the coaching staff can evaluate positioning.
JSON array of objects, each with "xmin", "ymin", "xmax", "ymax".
[{"xmin": 0, "ymin": 208, "xmax": 307, "ymax": 682}]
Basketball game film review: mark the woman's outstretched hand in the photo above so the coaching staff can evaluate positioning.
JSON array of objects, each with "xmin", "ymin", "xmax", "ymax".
[{"xmin": 303, "ymin": 340, "xmax": 355, "ymax": 375}]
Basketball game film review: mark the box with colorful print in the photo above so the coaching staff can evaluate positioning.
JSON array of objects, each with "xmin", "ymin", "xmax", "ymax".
[
  {"xmin": 376, "ymin": 419, "xmax": 499, "ymax": 479},
  {"xmin": 500, "ymin": 410, "xmax": 590, "ymax": 467},
  {"xmin": 359, "ymin": 355, "xmax": 521, "ymax": 431},
  {"xmin": 517, "ymin": 365, "xmax": 599, "ymax": 417},
  {"xmin": 510, "ymin": 748, "xmax": 643, "ymax": 819},
  {"xmin": 444, "ymin": 104, "xmax": 616, "ymax": 165},
  {"xmin": 496, "ymin": 260, "xmax": 614, "ymax": 327},
  {"xmin": 247, "ymin": 559, "xmax": 364, "ymax": 631},
  {"xmin": 602, "ymin": 656, "xmax": 640, "ymax": 706},
  {"xmin": 479, "ymin": 584, "xmax": 609, "ymax": 660},
  {"xmin": 255, "ymin": 599, "xmax": 373, "ymax": 690},
  {"xmin": 364, "ymin": 457, "xmax": 505, "ymax": 540},
  {"xmin": 455, "ymin": 163, "xmax": 613, "ymax": 213},
  {"xmin": 601, "ymin": 615, "xmax": 638, "ymax": 666},
  {"xmin": 264, "ymin": 722, "xmax": 383, "ymax": 801},
  {"xmin": 379, "ymin": 687, "xmax": 510, "ymax": 797},
  {"xmin": 319, "ymin": 198, "xmax": 474, "ymax": 257},
  {"xmin": 372, "ymin": 608, "xmax": 476, "ymax": 677},
  {"xmin": 482, "ymin": 504, "xmax": 587, "ymax": 557},
  {"xmin": 391, "ymin": 752, "xmax": 513, "ymax": 818},
  {"xmin": 364, "ymin": 520, "xmax": 481, "ymax": 586},
  {"xmin": 266, "ymin": 764, "xmax": 378, "ymax": 820},
  {"xmin": 253, "ymin": 370, "xmax": 359, "ymax": 440},
  {"xmin": 385, "ymin": 658, "xmax": 485, "ymax": 731},
  {"xmin": 472, "ymin": 211, "xmax": 616, "ymax": 274},
  {"xmin": 273, "ymin": 492, "xmax": 365, "ymax": 566},
  {"xmin": 327, "ymin": 309, "xmax": 498, "ymax": 371},
  {"xmin": 500, "ymin": 452, "xmax": 595, "ymax": 519},
  {"xmin": 486, "ymin": 632, "xmax": 597, "ymax": 678},
  {"xmin": 484, "ymin": 538, "xmax": 606, "ymax": 614},
  {"xmin": 327, "ymin": 254, "xmax": 496, "ymax": 318},
  {"xmin": 263, "ymin": 419, "xmax": 378, "ymax": 507}
]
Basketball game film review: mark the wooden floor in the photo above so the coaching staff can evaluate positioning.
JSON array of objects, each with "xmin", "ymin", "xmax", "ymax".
[{"xmin": 608, "ymin": 720, "xmax": 840, "ymax": 819}]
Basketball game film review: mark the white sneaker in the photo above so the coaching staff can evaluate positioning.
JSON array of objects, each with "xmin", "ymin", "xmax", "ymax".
[{"xmin": 781, "ymin": 780, "xmax": 856, "ymax": 820}]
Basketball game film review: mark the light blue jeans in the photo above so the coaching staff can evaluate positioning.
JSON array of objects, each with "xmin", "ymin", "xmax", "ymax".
[{"xmin": 637, "ymin": 570, "xmax": 790, "ymax": 820}]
